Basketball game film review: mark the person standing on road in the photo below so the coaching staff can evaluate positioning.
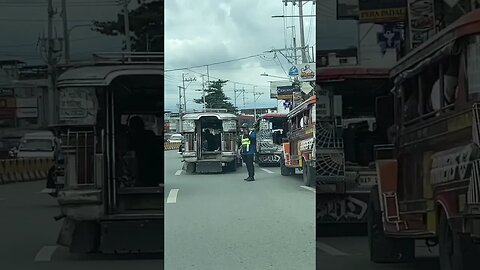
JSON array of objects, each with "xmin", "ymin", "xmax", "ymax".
[{"xmin": 240, "ymin": 123, "xmax": 256, "ymax": 181}]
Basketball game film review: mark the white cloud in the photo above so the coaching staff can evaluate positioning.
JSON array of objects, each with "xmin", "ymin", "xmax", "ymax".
[{"xmin": 165, "ymin": 0, "xmax": 316, "ymax": 112}]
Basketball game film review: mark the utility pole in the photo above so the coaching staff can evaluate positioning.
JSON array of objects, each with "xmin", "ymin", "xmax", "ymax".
[
  {"xmin": 181, "ymin": 74, "xmax": 196, "ymax": 113},
  {"xmin": 242, "ymin": 87, "xmax": 246, "ymax": 108},
  {"xmin": 287, "ymin": 25, "xmax": 298, "ymax": 64},
  {"xmin": 146, "ymin": 32, "xmax": 150, "ymax": 52},
  {"xmin": 47, "ymin": 0, "xmax": 55, "ymax": 125},
  {"xmin": 201, "ymin": 74, "xmax": 206, "ymax": 112},
  {"xmin": 233, "ymin": 83, "xmax": 237, "ymax": 109},
  {"xmin": 61, "ymin": 0, "xmax": 69, "ymax": 64},
  {"xmin": 178, "ymin": 86, "xmax": 183, "ymax": 132},
  {"xmin": 253, "ymin": 86, "xmax": 257, "ymax": 121},
  {"xmin": 298, "ymin": 0, "xmax": 308, "ymax": 63},
  {"xmin": 122, "ymin": 0, "xmax": 131, "ymax": 52}
]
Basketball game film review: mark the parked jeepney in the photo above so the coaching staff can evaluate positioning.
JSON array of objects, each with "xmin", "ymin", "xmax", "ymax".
[
  {"xmin": 51, "ymin": 52, "xmax": 163, "ymax": 254},
  {"xmin": 254, "ymin": 113, "xmax": 288, "ymax": 166},
  {"xmin": 315, "ymin": 67, "xmax": 392, "ymax": 233},
  {"xmin": 369, "ymin": 10, "xmax": 480, "ymax": 268},
  {"xmin": 280, "ymin": 95, "xmax": 316, "ymax": 186},
  {"xmin": 181, "ymin": 110, "xmax": 241, "ymax": 173}
]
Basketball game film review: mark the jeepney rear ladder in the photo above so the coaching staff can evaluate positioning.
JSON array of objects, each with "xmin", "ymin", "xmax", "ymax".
[{"xmin": 62, "ymin": 128, "xmax": 97, "ymax": 188}]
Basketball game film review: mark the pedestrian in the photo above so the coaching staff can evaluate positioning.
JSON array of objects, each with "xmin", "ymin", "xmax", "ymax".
[{"xmin": 240, "ymin": 123, "xmax": 256, "ymax": 181}]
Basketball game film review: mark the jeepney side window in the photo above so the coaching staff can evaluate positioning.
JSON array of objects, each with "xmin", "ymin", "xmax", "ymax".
[
  {"xmin": 466, "ymin": 35, "xmax": 480, "ymax": 100},
  {"xmin": 403, "ymin": 77, "xmax": 420, "ymax": 122}
]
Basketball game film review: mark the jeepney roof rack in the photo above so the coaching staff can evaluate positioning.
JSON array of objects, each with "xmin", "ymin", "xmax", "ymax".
[
  {"xmin": 91, "ymin": 52, "xmax": 164, "ymax": 65},
  {"xmin": 204, "ymin": 108, "xmax": 228, "ymax": 113}
]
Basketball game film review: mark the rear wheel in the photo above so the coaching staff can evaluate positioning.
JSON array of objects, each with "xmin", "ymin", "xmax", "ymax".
[
  {"xmin": 302, "ymin": 160, "xmax": 314, "ymax": 186},
  {"xmin": 280, "ymin": 156, "xmax": 293, "ymax": 176},
  {"xmin": 225, "ymin": 160, "xmax": 237, "ymax": 172},
  {"xmin": 368, "ymin": 186, "xmax": 414, "ymax": 263},
  {"xmin": 438, "ymin": 210, "xmax": 476, "ymax": 270},
  {"xmin": 185, "ymin": 162, "xmax": 196, "ymax": 174}
]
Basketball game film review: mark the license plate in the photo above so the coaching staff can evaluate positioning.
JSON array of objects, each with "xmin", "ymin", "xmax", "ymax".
[{"xmin": 358, "ymin": 176, "xmax": 375, "ymax": 184}]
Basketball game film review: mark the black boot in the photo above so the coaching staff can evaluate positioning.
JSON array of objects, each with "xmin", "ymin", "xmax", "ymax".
[{"xmin": 245, "ymin": 177, "xmax": 255, "ymax": 181}]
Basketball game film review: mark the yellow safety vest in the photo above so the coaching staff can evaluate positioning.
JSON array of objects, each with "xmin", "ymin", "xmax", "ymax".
[{"xmin": 242, "ymin": 131, "xmax": 252, "ymax": 152}]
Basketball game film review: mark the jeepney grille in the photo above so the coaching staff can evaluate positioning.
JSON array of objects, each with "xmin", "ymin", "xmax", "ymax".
[
  {"xmin": 316, "ymin": 120, "xmax": 345, "ymax": 182},
  {"xmin": 468, "ymin": 159, "xmax": 480, "ymax": 204},
  {"xmin": 61, "ymin": 129, "xmax": 96, "ymax": 187}
]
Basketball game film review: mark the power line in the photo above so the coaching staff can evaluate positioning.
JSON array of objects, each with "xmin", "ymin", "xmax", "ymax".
[{"xmin": 164, "ymin": 53, "xmax": 266, "ymax": 72}]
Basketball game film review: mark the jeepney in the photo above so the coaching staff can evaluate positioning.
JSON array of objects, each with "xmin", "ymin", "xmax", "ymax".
[
  {"xmin": 52, "ymin": 52, "xmax": 163, "ymax": 254},
  {"xmin": 281, "ymin": 95, "xmax": 316, "ymax": 186},
  {"xmin": 254, "ymin": 113, "xmax": 287, "ymax": 166},
  {"xmin": 370, "ymin": 10, "xmax": 480, "ymax": 268},
  {"xmin": 181, "ymin": 111, "xmax": 240, "ymax": 173},
  {"xmin": 316, "ymin": 67, "xmax": 392, "ymax": 232}
]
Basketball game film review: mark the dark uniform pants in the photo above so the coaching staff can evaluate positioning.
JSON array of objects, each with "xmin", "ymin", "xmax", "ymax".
[{"xmin": 242, "ymin": 154, "xmax": 255, "ymax": 178}]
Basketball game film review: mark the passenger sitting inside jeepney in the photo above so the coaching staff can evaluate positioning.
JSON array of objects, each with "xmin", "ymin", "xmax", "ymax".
[
  {"xmin": 127, "ymin": 116, "xmax": 162, "ymax": 187},
  {"xmin": 429, "ymin": 57, "xmax": 459, "ymax": 113}
]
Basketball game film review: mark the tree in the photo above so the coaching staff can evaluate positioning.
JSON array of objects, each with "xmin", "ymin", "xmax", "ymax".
[
  {"xmin": 92, "ymin": 0, "xmax": 163, "ymax": 52},
  {"xmin": 195, "ymin": 79, "xmax": 236, "ymax": 113}
]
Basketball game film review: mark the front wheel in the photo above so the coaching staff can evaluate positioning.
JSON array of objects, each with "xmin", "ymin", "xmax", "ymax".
[
  {"xmin": 280, "ymin": 156, "xmax": 293, "ymax": 176},
  {"xmin": 438, "ymin": 210, "xmax": 476, "ymax": 270}
]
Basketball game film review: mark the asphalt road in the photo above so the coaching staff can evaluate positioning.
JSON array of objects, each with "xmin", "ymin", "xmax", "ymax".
[
  {"xmin": 164, "ymin": 151, "xmax": 316, "ymax": 270},
  {"xmin": 0, "ymin": 179, "xmax": 162, "ymax": 269},
  {"xmin": 317, "ymin": 236, "xmax": 440, "ymax": 270}
]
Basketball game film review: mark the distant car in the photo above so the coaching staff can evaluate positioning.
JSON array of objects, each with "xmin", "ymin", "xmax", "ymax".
[
  {"xmin": 168, "ymin": 134, "xmax": 183, "ymax": 143},
  {"xmin": 14, "ymin": 131, "xmax": 59, "ymax": 159},
  {"xmin": 0, "ymin": 136, "xmax": 21, "ymax": 159}
]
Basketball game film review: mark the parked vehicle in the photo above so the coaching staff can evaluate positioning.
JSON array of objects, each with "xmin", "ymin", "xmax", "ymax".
[
  {"xmin": 316, "ymin": 67, "xmax": 392, "ymax": 232},
  {"xmin": 0, "ymin": 136, "xmax": 20, "ymax": 159},
  {"xmin": 181, "ymin": 110, "xmax": 241, "ymax": 173},
  {"xmin": 50, "ymin": 52, "xmax": 163, "ymax": 254},
  {"xmin": 254, "ymin": 113, "xmax": 287, "ymax": 166},
  {"xmin": 14, "ymin": 131, "xmax": 59, "ymax": 159},
  {"xmin": 280, "ymin": 95, "xmax": 316, "ymax": 186},
  {"xmin": 167, "ymin": 133, "xmax": 183, "ymax": 143},
  {"xmin": 369, "ymin": 10, "xmax": 480, "ymax": 268}
]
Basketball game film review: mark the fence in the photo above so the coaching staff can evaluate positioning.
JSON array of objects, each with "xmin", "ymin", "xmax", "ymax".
[
  {"xmin": 164, "ymin": 142, "xmax": 182, "ymax": 151},
  {"xmin": 0, "ymin": 158, "xmax": 54, "ymax": 185}
]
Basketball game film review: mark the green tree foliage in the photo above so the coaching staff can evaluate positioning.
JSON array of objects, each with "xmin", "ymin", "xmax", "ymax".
[
  {"xmin": 195, "ymin": 79, "xmax": 236, "ymax": 113},
  {"xmin": 92, "ymin": 0, "xmax": 162, "ymax": 52}
]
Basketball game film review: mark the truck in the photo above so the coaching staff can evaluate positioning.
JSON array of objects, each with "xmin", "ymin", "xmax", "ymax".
[
  {"xmin": 254, "ymin": 113, "xmax": 288, "ymax": 166},
  {"xmin": 369, "ymin": 10, "xmax": 480, "ymax": 269},
  {"xmin": 52, "ymin": 52, "xmax": 163, "ymax": 254},
  {"xmin": 280, "ymin": 95, "xmax": 316, "ymax": 186},
  {"xmin": 315, "ymin": 67, "xmax": 393, "ymax": 233}
]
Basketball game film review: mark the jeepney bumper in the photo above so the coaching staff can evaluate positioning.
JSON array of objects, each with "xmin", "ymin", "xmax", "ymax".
[
  {"xmin": 57, "ymin": 189, "xmax": 104, "ymax": 220},
  {"xmin": 317, "ymin": 191, "xmax": 371, "ymax": 224}
]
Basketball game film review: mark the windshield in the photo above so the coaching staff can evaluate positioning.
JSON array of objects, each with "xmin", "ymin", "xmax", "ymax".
[{"xmin": 20, "ymin": 139, "xmax": 53, "ymax": 151}]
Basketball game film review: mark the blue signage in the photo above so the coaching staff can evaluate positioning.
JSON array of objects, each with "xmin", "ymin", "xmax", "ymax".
[{"xmin": 288, "ymin": 66, "xmax": 299, "ymax": 76}]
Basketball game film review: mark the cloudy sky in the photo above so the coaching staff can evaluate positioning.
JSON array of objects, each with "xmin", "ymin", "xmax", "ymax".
[
  {"xmin": 165, "ymin": 0, "xmax": 317, "ymax": 112},
  {"xmin": 0, "ymin": 0, "xmax": 139, "ymax": 64}
]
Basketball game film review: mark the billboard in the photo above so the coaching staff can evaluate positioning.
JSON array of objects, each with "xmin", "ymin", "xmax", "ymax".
[
  {"xmin": 298, "ymin": 62, "xmax": 316, "ymax": 82},
  {"xmin": 337, "ymin": 0, "xmax": 359, "ymax": 20},
  {"xmin": 359, "ymin": 0, "xmax": 407, "ymax": 23},
  {"xmin": 270, "ymin": 80, "xmax": 292, "ymax": 99},
  {"xmin": 407, "ymin": 0, "xmax": 435, "ymax": 49},
  {"xmin": 277, "ymin": 85, "xmax": 295, "ymax": 100}
]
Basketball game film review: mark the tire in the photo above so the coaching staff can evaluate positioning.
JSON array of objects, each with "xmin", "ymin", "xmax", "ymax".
[
  {"xmin": 302, "ymin": 160, "xmax": 314, "ymax": 186},
  {"xmin": 280, "ymin": 156, "xmax": 292, "ymax": 176},
  {"xmin": 438, "ymin": 210, "xmax": 476, "ymax": 270},
  {"xmin": 368, "ymin": 186, "xmax": 414, "ymax": 263},
  {"xmin": 185, "ymin": 162, "xmax": 196, "ymax": 174},
  {"xmin": 226, "ymin": 160, "xmax": 237, "ymax": 172}
]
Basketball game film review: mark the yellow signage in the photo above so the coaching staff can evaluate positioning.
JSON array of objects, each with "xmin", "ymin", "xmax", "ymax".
[{"xmin": 359, "ymin": 7, "xmax": 406, "ymax": 22}]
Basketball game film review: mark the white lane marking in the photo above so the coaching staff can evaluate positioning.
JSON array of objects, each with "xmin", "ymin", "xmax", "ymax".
[
  {"xmin": 34, "ymin": 245, "xmax": 59, "ymax": 262},
  {"xmin": 317, "ymin": 242, "xmax": 349, "ymax": 256},
  {"xmin": 300, "ymin": 185, "xmax": 316, "ymax": 193},
  {"xmin": 175, "ymin": 170, "xmax": 183, "ymax": 176},
  {"xmin": 167, "ymin": 189, "xmax": 179, "ymax": 203},
  {"xmin": 260, "ymin": 168, "xmax": 274, "ymax": 174},
  {"xmin": 40, "ymin": 188, "xmax": 55, "ymax": 194}
]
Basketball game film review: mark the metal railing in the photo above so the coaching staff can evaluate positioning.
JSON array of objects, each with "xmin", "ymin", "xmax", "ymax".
[{"xmin": 61, "ymin": 129, "xmax": 96, "ymax": 187}]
